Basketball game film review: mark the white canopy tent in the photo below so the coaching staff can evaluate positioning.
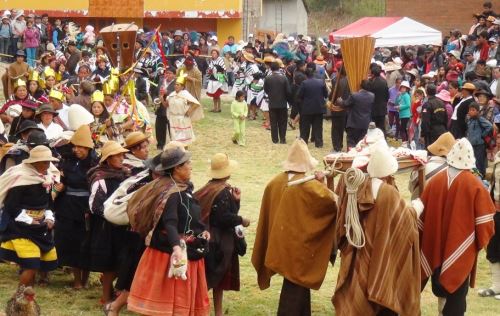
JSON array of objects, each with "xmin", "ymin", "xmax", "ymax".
[{"xmin": 331, "ymin": 17, "xmax": 443, "ymax": 47}]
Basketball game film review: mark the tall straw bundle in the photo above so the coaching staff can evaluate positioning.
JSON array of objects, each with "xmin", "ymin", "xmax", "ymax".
[{"xmin": 340, "ymin": 36, "xmax": 375, "ymax": 92}]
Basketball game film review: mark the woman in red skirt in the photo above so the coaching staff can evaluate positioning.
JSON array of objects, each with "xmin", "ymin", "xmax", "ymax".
[{"xmin": 128, "ymin": 147, "xmax": 211, "ymax": 316}]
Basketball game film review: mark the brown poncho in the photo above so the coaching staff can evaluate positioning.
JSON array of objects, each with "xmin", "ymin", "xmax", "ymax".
[
  {"xmin": 252, "ymin": 172, "xmax": 337, "ymax": 290},
  {"xmin": 332, "ymin": 177, "xmax": 421, "ymax": 316}
]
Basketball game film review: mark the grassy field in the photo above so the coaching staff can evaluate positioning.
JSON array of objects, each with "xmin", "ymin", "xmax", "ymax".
[{"xmin": 1, "ymin": 96, "xmax": 500, "ymax": 315}]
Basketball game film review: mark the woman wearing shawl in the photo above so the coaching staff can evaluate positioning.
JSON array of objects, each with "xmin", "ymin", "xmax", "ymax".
[
  {"xmin": 206, "ymin": 48, "xmax": 228, "ymax": 113},
  {"xmin": 194, "ymin": 153, "xmax": 250, "ymax": 316},
  {"xmin": 166, "ymin": 73, "xmax": 203, "ymax": 145},
  {"xmin": 0, "ymin": 146, "xmax": 60, "ymax": 287},
  {"xmin": 53, "ymin": 126, "xmax": 98, "ymax": 289},
  {"xmin": 128, "ymin": 147, "xmax": 211, "ymax": 316},
  {"xmin": 83, "ymin": 141, "xmax": 129, "ymax": 304}
]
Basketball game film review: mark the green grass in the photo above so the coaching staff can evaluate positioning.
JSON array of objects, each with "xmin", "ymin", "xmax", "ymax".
[{"xmin": 1, "ymin": 96, "xmax": 500, "ymax": 315}]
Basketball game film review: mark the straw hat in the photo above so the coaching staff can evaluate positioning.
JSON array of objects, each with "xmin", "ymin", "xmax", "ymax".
[
  {"xmin": 35, "ymin": 104, "xmax": 58, "ymax": 117},
  {"xmin": 276, "ymin": 58, "xmax": 285, "ymax": 68},
  {"xmin": 435, "ymin": 89, "xmax": 451, "ymax": 103},
  {"xmin": 282, "ymin": 138, "xmax": 318, "ymax": 173},
  {"xmin": 68, "ymin": 104, "xmax": 94, "ymax": 131},
  {"xmin": 155, "ymin": 147, "xmax": 192, "ymax": 172},
  {"xmin": 23, "ymin": 145, "xmax": 59, "ymax": 164},
  {"xmin": 383, "ymin": 61, "xmax": 401, "ymax": 72},
  {"xmin": 70, "ymin": 125, "xmax": 94, "ymax": 149},
  {"xmin": 462, "ymin": 82, "xmax": 476, "ymax": 92},
  {"xmin": 49, "ymin": 89, "xmax": 64, "ymax": 101},
  {"xmin": 406, "ymin": 68, "xmax": 419, "ymax": 78},
  {"xmin": 208, "ymin": 153, "xmax": 238, "ymax": 179},
  {"xmin": 447, "ymin": 138, "xmax": 476, "ymax": 170},
  {"xmin": 243, "ymin": 52, "xmax": 255, "ymax": 63},
  {"xmin": 263, "ymin": 56, "xmax": 276, "ymax": 63},
  {"xmin": 400, "ymin": 81, "xmax": 411, "ymax": 90},
  {"xmin": 448, "ymin": 50, "xmax": 461, "ymax": 60},
  {"xmin": 367, "ymin": 142, "xmax": 398, "ymax": 178},
  {"xmin": 99, "ymin": 141, "xmax": 128, "ymax": 163},
  {"xmin": 124, "ymin": 131, "xmax": 149, "ymax": 149},
  {"xmin": 427, "ymin": 132, "xmax": 456, "ymax": 157}
]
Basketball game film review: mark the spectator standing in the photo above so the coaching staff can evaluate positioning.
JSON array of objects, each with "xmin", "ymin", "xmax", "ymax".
[
  {"xmin": 222, "ymin": 36, "xmax": 238, "ymax": 56},
  {"xmin": 264, "ymin": 62, "xmax": 291, "ymax": 144},
  {"xmin": 368, "ymin": 65, "xmax": 389, "ymax": 133},
  {"xmin": 336, "ymin": 80, "xmax": 375, "ymax": 148},
  {"xmin": 450, "ymin": 82, "xmax": 476, "ymax": 139},
  {"xmin": 421, "ymin": 84, "xmax": 448, "ymax": 148},
  {"xmin": 467, "ymin": 102, "xmax": 493, "ymax": 177},
  {"xmin": 11, "ymin": 12, "xmax": 26, "ymax": 57},
  {"xmin": 66, "ymin": 41, "xmax": 82, "ymax": 76},
  {"xmin": 396, "ymin": 80, "xmax": 412, "ymax": 143},
  {"xmin": 0, "ymin": 14, "xmax": 11, "ymax": 62},
  {"xmin": 23, "ymin": 21, "xmax": 40, "ymax": 68},
  {"xmin": 329, "ymin": 66, "xmax": 350, "ymax": 152},
  {"xmin": 297, "ymin": 63, "xmax": 328, "ymax": 148}
]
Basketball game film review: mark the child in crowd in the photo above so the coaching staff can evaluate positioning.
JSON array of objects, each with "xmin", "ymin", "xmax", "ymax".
[
  {"xmin": 410, "ymin": 88, "xmax": 425, "ymax": 149},
  {"xmin": 231, "ymin": 90, "xmax": 247, "ymax": 146},
  {"xmin": 467, "ymin": 102, "xmax": 493, "ymax": 177}
]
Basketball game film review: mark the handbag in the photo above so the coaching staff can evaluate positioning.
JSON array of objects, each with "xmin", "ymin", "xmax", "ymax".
[
  {"xmin": 183, "ymin": 234, "xmax": 209, "ymax": 261},
  {"xmin": 235, "ymin": 236, "xmax": 247, "ymax": 256}
]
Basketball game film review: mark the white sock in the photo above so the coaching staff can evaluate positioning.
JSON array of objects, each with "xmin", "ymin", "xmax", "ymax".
[{"xmin": 491, "ymin": 262, "xmax": 500, "ymax": 293}]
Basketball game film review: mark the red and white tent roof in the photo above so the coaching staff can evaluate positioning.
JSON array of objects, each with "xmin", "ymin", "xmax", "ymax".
[{"xmin": 330, "ymin": 17, "xmax": 442, "ymax": 47}]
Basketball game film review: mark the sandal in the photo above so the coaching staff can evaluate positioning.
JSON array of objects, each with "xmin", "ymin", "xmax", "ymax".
[
  {"xmin": 478, "ymin": 288, "xmax": 499, "ymax": 297},
  {"xmin": 103, "ymin": 302, "xmax": 114, "ymax": 316}
]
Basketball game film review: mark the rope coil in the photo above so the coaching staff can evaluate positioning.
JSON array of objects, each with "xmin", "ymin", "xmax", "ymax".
[{"xmin": 344, "ymin": 167, "xmax": 366, "ymax": 249}]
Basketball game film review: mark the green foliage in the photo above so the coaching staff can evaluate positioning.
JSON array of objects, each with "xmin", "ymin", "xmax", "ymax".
[{"xmin": 306, "ymin": 0, "xmax": 385, "ymax": 16}]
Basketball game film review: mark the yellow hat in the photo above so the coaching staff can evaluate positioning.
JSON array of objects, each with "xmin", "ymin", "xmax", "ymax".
[
  {"xmin": 23, "ymin": 145, "xmax": 59, "ymax": 164},
  {"xmin": 49, "ymin": 89, "xmax": 64, "ymax": 101},
  {"xmin": 102, "ymin": 82, "xmax": 113, "ymax": 95},
  {"xmin": 124, "ymin": 131, "xmax": 149, "ymax": 149},
  {"xmin": 14, "ymin": 79, "xmax": 26, "ymax": 89},
  {"xmin": 91, "ymin": 90, "xmax": 104, "ymax": 104},
  {"xmin": 276, "ymin": 58, "xmax": 285, "ymax": 68},
  {"xmin": 207, "ymin": 153, "xmax": 238, "ymax": 179},
  {"xmin": 28, "ymin": 70, "xmax": 39, "ymax": 82},
  {"xmin": 100, "ymin": 141, "xmax": 128, "ymax": 163},
  {"xmin": 70, "ymin": 125, "xmax": 94, "ymax": 149},
  {"xmin": 462, "ymin": 82, "xmax": 476, "ymax": 91},
  {"xmin": 176, "ymin": 70, "xmax": 187, "ymax": 85},
  {"xmin": 44, "ymin": 67, "xmax": 56, "ymax": 79}
]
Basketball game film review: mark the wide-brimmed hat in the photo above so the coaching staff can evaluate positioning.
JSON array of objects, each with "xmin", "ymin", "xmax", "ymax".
[
  {"xmin": 282, "ymin": 138, "xmax": 318, "ymax": 173},
  {"xmin": 383, "ymin": 61, "xmax": 401, "ymax": 72},
  {"xmin": 400, "ymin": 80, "xmax": 411, "ymax": 90},
  {"xmin": 208, "ymin": 153, "xmax": 238, "ymax": 179},
  {"xmin": 475, "ymin": 67, "xmax": 487, "ymax": 78},
  {"xmin": 243, "ymin": 52, "xmax": 255, "ymax": 63},
  {"xmin": 26, "ymin": 130, "xmax": 49, "ymax": 147},
  {"xmin": 70, "ymin": 125, "xmax": 94, "ymax": 149},
  {"xmin": 68, "ymin": 104, "xmax": 94, "ymax": 131},
  {"xmin": 447, "ymin": 138, "xmax": 476, "ymax": 170},
  {"xmin": 406, "ymin": 68, "xmax": 419, "ymax": 78},
  {"xmin": 436, "ymin": 89, "xmax": 451, "ymax": 103},
  {"xmin": 263, "ymin": 56, "xmax": 276, "ymax": 63},
  {"xmin": 15, "ymin": 49, "xmax": 25, "ymax": 57},
  {"xmin": 487, "ymin": 59, "xmax": 498, "ymax": 68},
  {"xmin": 20, "ymin": 100, "xmax": 38, "ymax": 110},
  {"xmin": 35, "ymin": 103, "xmax": 58, "ymax": 117},
  {"xmin": 461, "ymin": 82, "xmax": 476, "ymax": 91},
  {"xmin": 474, "ymin": 89, "xmax": 493, "ymax": 98},
  {"xmin": 448, "ymin": 50, "xmax": 461, "ymax": 60},
  {"xmin": 367, "ymin": 141, "xmax": 398, "ymax": 178},
  {"xmin": 99, "ymin": 141, "xmax": 128, "ymax": 163},
  {"xmin": 155, "ymin": 147, "xmax": 192, "ymax": 172},
  {"xmin": 427, "ymin": 132, "xmax": 456, "ymax": 157},
  {"xmin": 15, "ymin": 120, "xmax": 42, "ymax": 135},
  {"xmin": 124, "ymin": 131, "xmax": 149, "ymax": 149},
  {"xmin": 144, "ymin": 153, "xmax": 162, "ymax": 171},
  {"xmin": 23, "ymin": 145, "xmax": 58, "ymax": 164},
  {"xmin": 173, "ymin": 30, "xmax": 183, "ymax": 37}
]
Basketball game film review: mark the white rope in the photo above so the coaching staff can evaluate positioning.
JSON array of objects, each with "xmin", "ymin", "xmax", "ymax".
[{"xmin": 344, "ymin": 167, "xmax": 366, "ymax": 249}]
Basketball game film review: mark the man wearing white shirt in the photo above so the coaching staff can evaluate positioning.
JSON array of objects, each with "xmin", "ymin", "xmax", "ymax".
[
  {"xmin": 490, "ymin": 66, "xmax": 500, "ymax": 98},
  {"xmin": 48, "ymin": 90, "xmax": 70, "ymax": 130},
  {"xmin": 36, "ymin": 104, "xmax": 63, "ymax": 140}
]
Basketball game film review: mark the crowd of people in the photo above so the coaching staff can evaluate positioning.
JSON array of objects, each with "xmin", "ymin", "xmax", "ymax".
[{"xmin": 0, "ymin": 1, "xmax": 500, "ymax": 316}]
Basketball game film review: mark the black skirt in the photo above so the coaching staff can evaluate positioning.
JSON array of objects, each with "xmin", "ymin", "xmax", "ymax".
[
  {"xmin": 115, "ymin": 231, "xmax": 145, "ymax": 291},
  {"xmin": 487, "ymin": 212, "xmax": 500, "ymax": 263},
  {"xmin": 54, "ymin": 216, "xmax": 86, "ymax": 268},
  {"xmin": 80, "ymin": 214, "xmax": 127, "ymax": 272}
]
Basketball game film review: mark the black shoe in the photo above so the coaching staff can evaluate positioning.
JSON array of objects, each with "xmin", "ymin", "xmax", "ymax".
[{"xmin": 280, "ymin": 140, "xmax": 286, "ymax": 144}]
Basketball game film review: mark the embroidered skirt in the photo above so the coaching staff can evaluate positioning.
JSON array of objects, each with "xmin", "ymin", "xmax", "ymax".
[{"xmin": 128, "ymin": 247, "xmax": 210, "ymax": 316}]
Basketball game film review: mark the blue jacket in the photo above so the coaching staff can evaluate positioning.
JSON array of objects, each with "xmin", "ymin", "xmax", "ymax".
[
  {"xmin": 396, "ymin": 92, "xmax": 411, "ymax": 119},
  {"xmin": 297, "ymin": 78, "xmax": 328, "ymax": 115},
  {"xmin": 467, "ymin": 116, "xmax": 492, "ymax": 146}
]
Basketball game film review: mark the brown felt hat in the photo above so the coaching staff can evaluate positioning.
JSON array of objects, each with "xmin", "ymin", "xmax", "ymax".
[
  {"xmin": 427, "ymin": 132, "xmax": 456, "ymax": 157},
  {"xmin": 100, "ymin": 141, "xmax": 128, "ymax": 163},
  {"xmin": 70, "ymin": 125, "xmax": 94, "ymax": 149},
  {"xmin": 124, "ymin": 131, "xmax": 149, "ymax": 149}
]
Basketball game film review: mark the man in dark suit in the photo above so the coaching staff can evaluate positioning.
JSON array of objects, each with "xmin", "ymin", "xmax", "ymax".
[
  {"xmin": 367, "ymin": 65, "xmax": 389, "ymax": 134},
  {"xmin": 156, "ymin": 67, "xmax": 176, "ymax": 150},
  {"xmin": 420, "ymin": 84, "xmax": 448, "ymax": 148},
  {"xmin": 264, "ymin": 62, "xmax": 291, "ymax": 144},
  {"xmin": 297, "ymin": 64, "xmax": 328, "ymax": 148},
  {"xmin": 337, "ymin": 80, "xmax": 375, "ymax": 148},
  {"xmin": 329, "ymin": 66, "xmax": 350, "ymax": 152}
]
